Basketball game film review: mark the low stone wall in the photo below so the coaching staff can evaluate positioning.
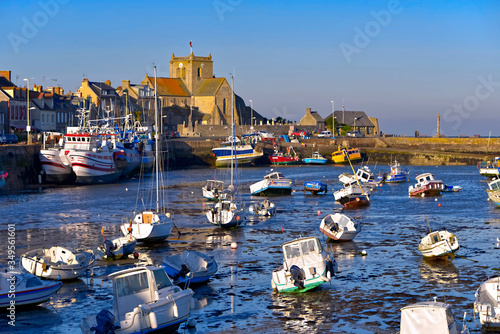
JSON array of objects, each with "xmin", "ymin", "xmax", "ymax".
[{"xmin": 0, "ymin": 144, "xmax": 40, "ymax": 193}]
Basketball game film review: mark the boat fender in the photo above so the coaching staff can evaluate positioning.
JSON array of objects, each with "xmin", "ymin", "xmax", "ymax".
[
  {"xmin": 170, "ymin": 295, "xmax": 179, "ymax": 318},
  {"xmin": 149, "ymin": 311, "xmax": 158, "ymax": 329}
]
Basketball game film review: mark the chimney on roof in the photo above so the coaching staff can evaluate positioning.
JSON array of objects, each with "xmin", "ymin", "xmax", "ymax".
[
  {"xmin": 306, "ymin": 107, "xmax": 312, "ymax": 114},
  {"xmin": 34, "ymin": 85, "xmax": 43, "ymax": 92},
  {"xmin": 0, "ymin": 71, "xmax": 11, "ymax": 81},
  {"xmin": 105, "ymin": 80, "xmax": 111, "ymax": 86}
]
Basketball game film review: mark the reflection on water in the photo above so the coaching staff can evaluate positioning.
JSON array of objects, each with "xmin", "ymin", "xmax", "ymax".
[{"xmin": 0, "ymin": 165, "xmax": 499, "ymax": 333}]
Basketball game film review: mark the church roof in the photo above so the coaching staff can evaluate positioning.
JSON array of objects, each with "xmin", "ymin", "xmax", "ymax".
[
  {"xmin": 194, "ymin": 78, "xmax": 225, "ymax": 96},
  {"xmin": 144, "ymin": 76, "xmax": 190, "ymax": 96}
]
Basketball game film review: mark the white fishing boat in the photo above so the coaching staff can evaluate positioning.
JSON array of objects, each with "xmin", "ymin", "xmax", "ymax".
[
  {"xmin": 0, "ymin": 270, "xmax": 62, "ymax": 308},
  {"xmin": 474, "ymin": 276, "xmax": 500, "ymax": 331},
  {"xmin": 80, "ymin": 266, "xmax": 194, "ymax": 334},
  {"xmin": 212, "ymin": 136, "xmax": 263, "ymax": 167},
  {"xmin": 339, "ymin": 165, "xmax": 380, "ymax": 190},
  {"xmin": 409, "ymin": 173, "xmax": 444, "ymax": 197},
  {"xmin": 334, "ymin": 180, "xmax": 370, "ymax": 209},
  {"xmin": 202, "ymin": 179, "xmax": 225, "ymax": 201},
  {"xmin": 39, "ymin": 145, "xmax": 76, "ymax": 184},
  {"xmin": 97, "ymin": 234, "xmax": 137, "ymax": 260},
  {"xmin": 400, "ymin": 298, "xmax": 462, "ymax": 334},
  {"xmin": 487, "ymin": 178, "xmax": 500, "ymax": 206},
  {"xmin": 418, "ymin": 230, "xmax": 459, "ymax": 261},
  {"xmin": 21, "ymin": 246, "xmax": 94, "ymax": 280},
  {"xmin": 250, "ymin": 171, "xmax": 293, "ymax": 196},
  {"xmin": 377, "ymin": 159, "xmax": 409, "ymax": 183},
  {"xmin": 162, "ymin": 250, "xmax": 218, "ymax": 284},
  {"xmin": 205, "ymin": 76, "xmax": 245, "ymax": 228},
  {"xmin": 248, "ymin": 199, "xmax": 276, "ymax": 217},
  {"xmin": 319, "ymin": 213, "xmax": 361, "ymax": 241},
  {"xmin": 120, "ymin": 66, "xmax": 173, "ymax": 242},
  {"xmin": 271, "ymin": 237, "xmax": 337, "ymax": 293}
]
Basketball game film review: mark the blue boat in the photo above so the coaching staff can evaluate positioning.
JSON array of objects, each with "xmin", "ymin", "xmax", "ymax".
[
  {"xmin": 212, "ymin": 137, "xmax": 263, "ymax": 167},
  {"xmin": 377, "ymin": 160, "xmax": 409, "ymax": 183},
  {"xmin": 162, "ymin": 250, "xmax": 218, "ymax": 284},
  {"xmin": 302, "ymin": 152, "xmax": 328, "ymax": 165},
  {"xmin": 304, "ymin": 181, "xmax": 328, "ymax": 195}
]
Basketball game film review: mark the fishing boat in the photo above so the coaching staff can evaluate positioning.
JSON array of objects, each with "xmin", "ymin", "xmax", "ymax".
[
  {"xmin": 269, "ymin": 146, "xmax": 299, "ymax": 165},
  {"xmin": 271, "ymin": 237, "xmax": 337, "ymax": 293},
  {"xmin": 205, "ymin": 76, "xmax": 245, "ymax": 228},
  {"xmin": 248, "ymin": 199, "xmax": 276, "ymax": 216},
  {"xmin": 477, "ymin": 157, "xmax": 500, "ymax": 179},
  {"xmin": 21, "ymin": 246, "xmax": 94, "ymax": 280},
  {"xmin": 39, "ymin": 146, "xmax": 76, "ymax": 184},
  {"xmin": 302, "ymin": 151, "xmax": 328, "ymax": 165},
  {"xmin": 80, "ymin": 266, "xmax": 194, "ymax": 334},
  {"xmin": 474, "ymin": 276, "xmax": 500, "ymax": 331},
  {"xmin": 331, "ymin": 146, "xmax": 362, "ymax": 164},
  {"xmin": 409, "ymin": 173, "xmax": 444, "ymax": 197},
  {"xmin": 400, "ymin": 298, "xmax": 463, "ymax": 334},
  {"xmin": 161, "ymin": 250, "xmax": 218, "ymax": 284},
  {"xmin": 376, "ymin": 159, "xmax": 409, "ymax": 183},
  {"xmin": 202, "ymin": 179, "xmax": 225, "ymax": 201},
  {"xmin": 120, "ymin": 66, "xmax": 173, "ymax": 242},
  {"xmin": 418, "ymin": 230, "xmax": 459, "ymax": 261},
  {"xmin": 304, "ymin": 181, "xmax": 328, "ymax": 195},
  {"xmin": 250, "ymin": 171, "xmax": 293, "ymax": 196},
  {"xmin": 319, "ymin": 213, "xmax": 361, "ymax": 241},
  {"xmin": 339, "ymin": 165, "xmax": 380, "ymax": 190},
  {"xmin": 334, "ymin": 180, "xmax": 370, "ymax": 208},
  {"xmin": 0, "ymin": 270, "xmax": 62, "ymax": 308},
  {"xmin": 486, "ymin": 178, "xmax": 500, "ymax": 206},
  {"xmin": 97, "ymin": 234, "xmax": 137, "ymax": 260},
  {"xmin": 212, "ymin": 136, "xmax": 263, "ymax": 167}
]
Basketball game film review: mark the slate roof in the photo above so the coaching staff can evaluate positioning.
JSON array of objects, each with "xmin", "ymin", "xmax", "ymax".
[
  {"xmin": 194, "ymin": 78, "xmax": 225, "ymax": 96},
  {"xmin": 310, "ymin": 111, "xmax": 325, "ymax": 122},
  {"xmin": 0, "ymin": 77, "xmax": 15, "ymax": 87},
  {"xmin": 333, "ymin": 110, "xmax": 374, "ymax": 127}
]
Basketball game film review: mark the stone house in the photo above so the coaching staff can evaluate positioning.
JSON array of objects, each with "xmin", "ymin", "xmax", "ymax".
[{"xmin": 299, "ymin": 107, "xmax": 326, "ymax": 131}]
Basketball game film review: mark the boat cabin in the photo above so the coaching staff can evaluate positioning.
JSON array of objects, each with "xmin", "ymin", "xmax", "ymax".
[
  {"xmin": 355, "ymin": 166, "xmax": 373, "ymax": 183},
  {"xmin": 488, "ymin": 178, "xmax": 500, "ymax": 191},
  {"xmin": 110, "ymin": 266, "xmax": 176, "ymax": 320},
  {"xmin": 204, "ymin": 180, "xmax": 224, "ymax": 191},
  {"xmin": 281, "ymin": 237, "xmax": 323, "ymax": 270},
  {"xmin": 400, "ymin": 301, "xmax": 459, "ymax": 334},
  {"xmin": 415, "ymin": 173, "xmax": 437, "ymax": 184},
  {"xmin": 265, "ymin": 172, "xmax": 286, "ymax": 180}
]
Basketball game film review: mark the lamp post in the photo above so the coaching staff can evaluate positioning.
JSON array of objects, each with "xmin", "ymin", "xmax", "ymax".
[
  {"xmin": 23, "ymin": 78, "xmax": 31, "ymax": 145},
  {"xmin": 331, "ymin": 100, "xmax": 334, "ymax": 134},
  {"xmin": 353, "ymin": 116, "xmax": 362, "ymax": 132},
  {"xmin": 249, "ymin": 99, "xmax": 253, "ymax": 128}
]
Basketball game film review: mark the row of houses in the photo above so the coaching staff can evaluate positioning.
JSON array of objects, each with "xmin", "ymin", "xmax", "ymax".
[{"xmin": 0, "ymin": 52, "xmax": 379, "ymax": 138}]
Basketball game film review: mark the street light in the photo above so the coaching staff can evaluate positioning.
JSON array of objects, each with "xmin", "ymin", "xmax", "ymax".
[
  {"xmin": 331, "ymin": 100, "xmax": 334, "ymax": 133},
  {"xmin": 23, "ymin": 78, "xmax": 32, "ymax": 145},
  {"xmin": 249, "ymin": 99, "xmax": 253, "ymax": 128},
  {"xmin": 353, "ymin": 116, "xmax": 363, "ymax": 132}
]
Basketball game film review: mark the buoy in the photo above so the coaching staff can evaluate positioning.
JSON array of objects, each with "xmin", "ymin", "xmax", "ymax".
[
  {"xmin": 236, "ymin": 216, "xmax": 240, "ymax": 221},
  {"xmin": 125, "ymin": 188, "xmax": 128, "ymax": 191},
  {"xmin": 133, "ymin": 252, "xmax": 139, "ymax": 259},
  {"xmin": 317, "ymin": 210, "xmax": 321, "ymax": 215},
  {"xmin": 438, "ymin": 203, "xmax": 441, "ymax": 207},
  {"xmin": 187, "ymin": 318, "xmax": 197, "ymax": 328},
  {"xmin": 435, "ymin": 198, "xmax": 438, "ymax": 201},
  {"xmin": 231, "ymin": 242, "xmax": 238, "ymax": 249},
  {"xmin": 203, "ymin": 202, "xmax": 206, "ymax": 207},
  {"xmin": 361, "ymin": 250, "xmax": 367, "ymax": 256},
  {"xmin": 166, "ymin": 212, "xmax": 171, "ymax": 218}
]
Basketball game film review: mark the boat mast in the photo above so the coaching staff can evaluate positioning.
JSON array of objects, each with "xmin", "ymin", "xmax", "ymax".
[
  {"xmin": 154, "ymin": 66, "xmax": 159, "ymax": 213},
  {"xmin": 231, "ymin": 75, "xmax": 234, "ymax": 187}
]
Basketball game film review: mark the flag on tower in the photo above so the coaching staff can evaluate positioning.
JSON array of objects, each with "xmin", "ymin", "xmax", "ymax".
[{"xmin": 189, "ymin": 40, "xmax": 193, "ymax": 54}]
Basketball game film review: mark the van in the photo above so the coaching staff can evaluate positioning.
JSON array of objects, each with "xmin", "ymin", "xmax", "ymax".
[{"xmin": 317, "ymin": 130, "xmax": 332, "ymax": 138}]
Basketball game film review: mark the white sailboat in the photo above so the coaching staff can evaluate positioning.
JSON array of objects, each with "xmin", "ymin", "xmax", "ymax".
[
  {"xmin": 120, "ymin": 66, "xmax": 173, "ymax": 242},
  {"xmin": 205, "ymin": 75, "xmax": 244, "ymax": 228}
]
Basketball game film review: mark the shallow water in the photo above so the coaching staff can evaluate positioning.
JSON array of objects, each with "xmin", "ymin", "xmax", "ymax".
[{"xmin": 0, "ymin": 164, "xmax": 499, "ymax": 333}]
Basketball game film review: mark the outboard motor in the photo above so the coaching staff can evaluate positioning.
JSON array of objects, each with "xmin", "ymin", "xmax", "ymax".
[
  {"xmin": 325, "ymin": 259, "xmax": 336, "ymax": 279},
  {"xmin": 179, "ymin": 263, "xmax": 190, "ymax": 278},
  {"xmin": 100, "ymin": 240, "xmax": 115, "ymax": 258},
  {"xmin": 289, "ymin": 265, "xmax": 305, "ymax": 289},
  {"xmin": 91, "ymin": 309, "xmax": 117, "ymax": 334}
]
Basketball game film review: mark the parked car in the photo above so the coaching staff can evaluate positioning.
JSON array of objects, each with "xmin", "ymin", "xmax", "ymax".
[
  {"xmin": 317, "ymin": 130, "xmax": 332, "ymax": 138},
  {"xmin": 291, "ymin": 130, "xmax": 307, "ymax": 137},
  {"xmin": 4, "ymin": 134, "xmax": 18, "ymax": 143},
  {"xmin": 0, "ymin": 135, "xmax": 6, "ymax": 144},
  {"xmin": 346, "ymin": 131, "xmax": 364, "ymax": 138}
]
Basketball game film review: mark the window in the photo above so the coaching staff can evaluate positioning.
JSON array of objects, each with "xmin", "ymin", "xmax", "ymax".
[
  {"xmin": 153, "ymin": 269, "xmax": 173, "ymax": 291},
  {"xmin": 223, "ymin": 99, "xmax": 226, "ymax": 114},
  {"xmin": 116, "ymin": 272, "xmax": 149, "ymax": 297},
  {"xmin": 197, "ymin": 67, "xmax": 201, "ymax": 77}
]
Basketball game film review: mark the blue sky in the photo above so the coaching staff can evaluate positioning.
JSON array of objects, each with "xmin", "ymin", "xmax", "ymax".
[{"xmin": 1, "ymin": 0, "xmax": 499, "ymax": 136}]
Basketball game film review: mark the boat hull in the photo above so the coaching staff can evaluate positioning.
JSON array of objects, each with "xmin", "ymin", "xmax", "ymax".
[
  {"xmin": 162, "ymin": 251, "xmax": 218, "ymax": 284},
  {"xmin": 0, "ymin": 272, "xmax": 62, "ymax": 308},
  {"xmin": 39, "ymin": 149, "xmax": 76, "ymax": 184},
  {"xmin": 121, "ymin": 212, "xmax": 173, "ymax": 242},
  {"xmin": 213, "ymin": 145, "xmax": 263, "ymax": 167},
  {"xmin": 269, "ymin": 156, "xmax": 299, "ymax": 165},
  {"xmin": 474, "ymin": 276, "xmax": 500, "ymax": 331},
  {"xmin": 338, "ymin": 195, "xmax": 370, "ymax": 209},
  {"xmin": 418, "ymin": 231, "xmax": 459, "ymax": 261},
  {"xmin": 304, "ymin": 181, "xmax": 328, "ymax": 195},
  {"xmin": 319, "ymin": 213, "xmax": 360, "ymax": 241},
  {"xmin": 302, "ymin": 158, "xmax": 327, "ymax": 165},
  {"xmin": 331, "ymin": 148, "xmax": 362, "ymax": 164}
]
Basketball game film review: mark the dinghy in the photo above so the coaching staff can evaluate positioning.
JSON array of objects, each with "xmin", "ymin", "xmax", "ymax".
[
  {"xmin": 319, "ymin": 213, "xmax": 361, "ymax": 241},
  {"xmin": 162, "ymin": 250, "xmax": 218, "ymax": 284},
  {"xmin": 97, "ymin": 235, "xmax": 137, "ymax": 260},
  {"xmin": 21, "ymin": 246, "xmax": 94, "ymax": 280},
  {"xmin": 271, "ymin": 237, "xmax": 337, "ymax": 293},
  {"xmin": 0, "ymin": 270, "xmax": 62, "ymax": 308},
  {"xmin": 418, "ymin": 230, "xmax": 459, "ymax": 261},
  {"xmin": 80, "ymin": 266, "xmax": 194, "ymax": 334},
  {"xmin": 248, "ymin": 199, "xmax": 276, "ymax": 217},
  {"xmin": 304, "ymin": 181, "xmax": 328, "ymax": 195}
]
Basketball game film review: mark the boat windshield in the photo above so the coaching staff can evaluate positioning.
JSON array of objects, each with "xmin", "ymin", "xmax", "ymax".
[
  {"xmin": 25, "ymin": 277, "xmax": 42, "ymax": 288},
  {"xmin": 116, "ymin": 271, "xmax": 149, "ymax": 297},
  {"xmin": 300, "ymin": 239, "xmax": 319, "ymax": 256},
  {"xmin": 152, "ymin": 268, "xmax": 173, "ymax": 290}
]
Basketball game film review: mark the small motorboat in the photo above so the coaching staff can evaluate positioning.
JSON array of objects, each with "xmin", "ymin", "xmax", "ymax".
[
  {"xmin": 339, "ymin": 165, "xmax": 380, "ymax": 190},
  {"xmin": 161, "ymin": 250, "xmax": 218, "ymax": 284},
  {"xmin": 334, "ymin": 180, "xmax": 370, "ymax": 209},
  {"xmin": 302, "ymin": 152, "xmax": 328, "ymax": 165},
  {"xmin": 377, "ymin": 160, "xmax": 409, "ymax": 183},
  {"xmin": 250, "ymin": 171, "xmax": 293, "ymax": 196},
  {"xmin": 0, "ymin": 270, "xmax": 62, "ymax": 308},
  {"xmin": 319, "ymin": 213, "xmax": 361, "ymax": 241},
  {"xmin": 400, "ymin": 298, "xmax": 463, "ymax": 334},
  {"xmin": 408, "ymin": 173, "xmax": 444, "ymax": 197},
  {"xmin": 205, "ymin": 196, "xmax": 244, "ymax": 228},
  {"xmin": 248, "ymin": 199, "xmax": 276, "ymax": 216},
  {"xmin": 97, "ymin": 235, "xmax": 137, "ymax": 260},
  {"xmin": 202, "ymin": 179, "xmax": 225, "ymax": 201},
  {"xmin": 271, "ymin": 237, "xmax": 337, "ymax": 293},
  {"xmin": 81, "ymin": 266, "xmax": 194, "ymax": 334},
  {"xmin": 418, "ymin": 230, "xmax": 459, "ymax": 261},
  {"xmin": 487, "ymin": 178, "xmax": 500, "ymax": 206},
  {"xmin": 21, "ymin": 246, "xmax": 94, "ymax": 280},
  {"xmin": 474, "ymin": 276, "xmax": 500, "ymax": 331},
  {"xmin": 304, "ymin": 181, "xmax": 328, "ymax": 195}
]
